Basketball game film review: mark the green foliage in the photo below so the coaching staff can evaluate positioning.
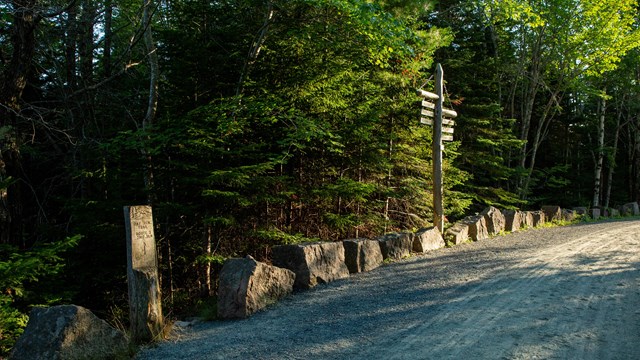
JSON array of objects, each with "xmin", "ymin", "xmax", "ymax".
[
  {"xmin": 253, "ymin": 229, "xmax": 319, "ymax": 246},
  {"xmin": 0, "ymin": 236, "xmax": 80, "ymax": 356}
]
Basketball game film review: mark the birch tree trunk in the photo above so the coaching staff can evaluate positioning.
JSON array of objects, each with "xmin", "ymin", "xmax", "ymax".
[
  {"xmin": 142, "ymin": 0, "xmax": 159, "ymax": 203},
  {"xmin": 143, "ymin": 0, "xmax": 159, "ymax": 130},
  {"xmin": 592, "ymin": 93, "xmax": 606, "ymax": 208},
  {"xmin": 235, "ymin": 1, "xmax": 274, "ymax": 97}
]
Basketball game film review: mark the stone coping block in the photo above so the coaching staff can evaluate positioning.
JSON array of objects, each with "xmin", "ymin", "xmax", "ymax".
[
  {"xmin": 376, "ymin": 232, "xmax": 414, "ymax": 260},
  {"xmin": 11, "ymin": 305, "xmax": 129, "ymax": 360},
  {"xmin": 541, "ymin": 205, "xmax": 562, "ymax": 222},
  {"xmin": 502, "ymin": 209, "xmax": 522, "ymax": 232},
  {"xmin": 573, "ymin": 207, "xmax": 588, "ymax": 215},
  {"xmin": 445, "ymin": 222, "xmax": 469, "ymax": 245},
  {"xmin": 413, "ymin": 227, "xmax": 445, "ymax": 253},
  {"xmin": 463, "ymin": 215, "xmax": 489, "ymax": 241},
  {"xmin": 621, "ymin": 202, "xmax": 640, "ymax": 216},
  {"xmin": 272, "ymin": 241, "xmax": 349, "ymax": 290},
  {"xmin": 530, "ymin": 211, "xmax": 546, "ymax": 227},
  {"xmin": 561, "ymin": 209, "xmax": 576, "ymax": 222},
  {"xmin": 481, "ymin": 206, "xmax": 505, "ymax": 235},
  {"xmin": 218, "ymin": 256, "xmax": 295, "ymax": 319},
  {"xmin": 520, "ymin": 211, "xmax": 534, "ymax": 229},
  {"xmin": 343, "ymin": 238, "xmax": 383, "ymax": 273}
]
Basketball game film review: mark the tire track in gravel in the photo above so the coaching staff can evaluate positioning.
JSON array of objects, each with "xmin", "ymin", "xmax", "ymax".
[{"xmin": 367, "ymin": 220, "xmax": 640, "ymax": 360}]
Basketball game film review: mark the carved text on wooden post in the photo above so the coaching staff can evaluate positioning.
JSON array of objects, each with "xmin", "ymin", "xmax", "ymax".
[{"xmin": 124, "ymin": 205, "xmax": 163, "ymax": 343}]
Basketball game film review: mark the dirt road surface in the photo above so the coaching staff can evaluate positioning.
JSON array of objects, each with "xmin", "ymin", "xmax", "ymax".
[{"xmin": 137, "ymin": 219, "xmax": 640, "ymax": 360}]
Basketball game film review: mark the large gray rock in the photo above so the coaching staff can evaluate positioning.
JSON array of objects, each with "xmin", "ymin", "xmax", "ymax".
[
  {"xmin": 10, "ymin": 305, "xmax": 129, "ymax": 360},
  {"xmin": 376, "ymin": 232, "xmax": 414, "ymax": 260},
  {"xmin": 573, "ymin": 207, "xmax": 588, "ymax": 215},
  {"xmin": 561, "ymin": 209, "xmax": 576, "ymax": 222},
  {"xmin": 520, "ymin": 211, "xmax": 535, "ymax": 229},
  {"xmin": 217, "ymin": 256, "xmax": 295, "ymax": 319},
  {"xmin": 621, "ymin": 202, "xmax": 640, "ymax": 216},
  {"xmin": 589, "ymin": 208, "xmax": 601, "ymax": 220},
  {"xmin": 530, "ymin": 211, "xmax": 546, "ymax": 227},
  {"xmin": 609, "ymin": 208, "xmax": 620, "ymax": 217},
  {"xmin": 541, "ymin": 205, "xmax": 562, "ymax": 222},
  {"xmin": 481, "ymin": 206, "xmax": 505, "ymax": 235},
  {"xmin": 502, "ymin": 209, "xmax": 522, "ymax": 232},
  {"xmin": 343, "ymin": 238, "xmax": 383, "ymax": 273},
  {"xmin": 463, "ymin": 215, "xmax": 489, "ymax": 241},
  {"xmin": 272, "ymin": 242, "xmax": 349, "ymax": 290},
  {"xmin": 413, "ymin": 227, "xmax": 445, "ymax": 253},
  {"xmin": 444, "ymin": 222, "xmax": 469, "ymax": 245}
]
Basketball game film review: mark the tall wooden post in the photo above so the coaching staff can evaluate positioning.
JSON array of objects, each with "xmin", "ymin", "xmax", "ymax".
[
  {"xmin": 124, "ymin": 205, "xmax": 163, "ymax": 343},
  {"xmin": 417, "ymin": 64, "xmax": 456, "ymax": 234},
  {"xmin": 433, "ymin": 64, "xmax": 444, "ymax": 233}
]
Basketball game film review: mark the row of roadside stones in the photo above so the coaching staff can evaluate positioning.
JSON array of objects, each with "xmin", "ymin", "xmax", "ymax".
[
  {"xmin": 217, "ymin": 227, "xmax": 445, "ymax": 319},
  {"xmin": 446, "ymin": 205, "xmax": 561, "ymax": 245},
  {"xmin": 446, "ymin": 202, "xmax": 640, "ymax": 245},
  {"xmin": 217, "ymin": 202, "xmax": 640, "ymax": 319}
]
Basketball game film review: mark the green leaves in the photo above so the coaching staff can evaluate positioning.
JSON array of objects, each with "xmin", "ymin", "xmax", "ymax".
[{"xmin": 0, "ymin": 236, "xmax": 80, "ymax": 356}]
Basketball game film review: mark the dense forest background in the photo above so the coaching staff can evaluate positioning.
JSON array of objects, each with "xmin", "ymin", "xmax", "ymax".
[{"xmin": 1, "ymin": 0, "xmax": 639, "ymax": 354}]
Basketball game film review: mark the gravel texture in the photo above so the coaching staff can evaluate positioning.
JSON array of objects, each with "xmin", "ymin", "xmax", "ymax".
[{"xmin": 136, "ymin": 219, "xmax": 640, "ymax": 360}]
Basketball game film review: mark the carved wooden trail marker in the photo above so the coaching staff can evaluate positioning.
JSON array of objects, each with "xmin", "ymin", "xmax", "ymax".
[
  {"xmin": 416, "ymin": 64, "xmax": 458, "ymax": 234},
  {"xmin": 124, "ymin": 205, "xmax": 163, "ymax": 343}
]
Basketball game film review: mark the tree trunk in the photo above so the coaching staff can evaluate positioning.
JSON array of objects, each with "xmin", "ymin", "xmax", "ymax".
[
  {"xmin": 78, "ymin": 0, "xmax": 95, "ymax": 86},
  {"xmin": 635, "ymin": 119, "xmax": 640, "ymax": 202},
  {"xmin": 604, "ymin": 99, "xmax": 623, "ymax": 209},
  {"xmin": 103, "ymin": 0, "xmax": 113, "ymax": 77},
  {"xmin": 202, "ymin": 224, "xmax": 213, "ymax": 297},
  {"xmin": 64, "ymin": 3, "xmax": 77, "ymax": 88},
  {"xmin": 517, "ymin": 74, "xmax": 540, "ymax": 196},
  {"xmin": 521, "ymin": 91, "xmax": 561, "ymax": 198},
  {"xmin": 142, "ymin": 0, "xmax": 159, "ymax": 203},
  {"xmin": 235, "ymin": 1, "xmax": 274, "ymax": 98},
  {"xmin": 592, "ymin": 93, "xmax": 606, "ymax": 208},
  {"xmin": 142, "ymin": 0, "xmax": 159, "ymax": 130},
  {"xmin": 0, "ymin": 0, "xmax": 40, "ymax": 245}
]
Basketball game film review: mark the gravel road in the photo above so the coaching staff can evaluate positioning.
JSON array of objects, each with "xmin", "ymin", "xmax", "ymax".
[{"xmin": 137, "ymin": 219, "xmax": 640, "ymax": 360}]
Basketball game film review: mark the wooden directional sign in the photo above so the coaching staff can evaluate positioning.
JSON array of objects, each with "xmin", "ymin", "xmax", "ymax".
[
  {"xmin": 416, "ymin": 89, "xmax": 439, "ymax": 100},
  {"xmin": 421, "ymin": 109, "xmax": 435, "ymax": 118},
  {"xmin": 421, "ymin": 100, "xmax": 458, "ymax": 118},
  {"xmin": 418, "ymin": 97, "xmax": 457, "ymax": 143},
  {"xmin": 416, "ymin": 64, "xmax": 458, "ymax": 234},
  {"xmin": 421, "ymin": 100, "xmax": 435, "ymax": 109}
]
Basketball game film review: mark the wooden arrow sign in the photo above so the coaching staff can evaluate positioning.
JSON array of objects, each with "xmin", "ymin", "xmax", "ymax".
[
  {"xmin": 420, "ymin": 118, "xmax": 433, "ymax": 125},
  {"xmin": 422, "ymin": 100, "xmax": 435, "ymax": 109},
  {"xmin": 421, "ymin": 109, "xmax": 435, "ymax": 118},
  {"xmin": 416, "ymin": 89, "xmax": 439, "ymax": 100},
  {"xmin": 422, "ymin": 100, "xmax": 457, "ymax": 118}
]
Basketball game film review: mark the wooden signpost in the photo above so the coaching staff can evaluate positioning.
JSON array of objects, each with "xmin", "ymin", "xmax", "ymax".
[
  {"xmin": 416, "ymin": 64, "xmax": 458, "ymax": 234},
  {"xmin": 124, "ymin": 205, "xmax": 163, "ymax": 343}
]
